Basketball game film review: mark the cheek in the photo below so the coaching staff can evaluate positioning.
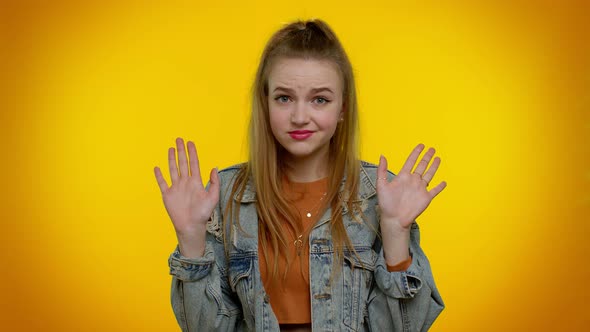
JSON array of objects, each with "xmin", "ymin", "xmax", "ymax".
[
  {"xmin": 268, "ymin": 109, "xmax": 286, "ymax": 135},
  {"xmin": 317, "ymin": 102, "xmax": 343, "ymax": 129},
  {"xmin": 316, "ymin": 112, "xmax": 340, "ymax": 131}
]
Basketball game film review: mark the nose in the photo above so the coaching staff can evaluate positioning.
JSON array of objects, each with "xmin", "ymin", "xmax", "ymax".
[{"xmin": 290, "ymin": 101, "xmax": 310, "ymax": 125}]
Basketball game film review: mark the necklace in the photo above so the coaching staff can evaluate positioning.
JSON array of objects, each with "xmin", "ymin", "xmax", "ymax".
[
  {"xmin": 293, "ymin": 191, "xmax": 327, "ymax": 255},
  {"xmin": 305, "ymin": 192, "xmax": 327, "ymax": 218}
]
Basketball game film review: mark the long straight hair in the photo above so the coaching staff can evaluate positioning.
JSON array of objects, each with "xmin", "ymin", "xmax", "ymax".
[{"xmin": 224, "ymin": 19, "xmax": 362, "ymax": 282}]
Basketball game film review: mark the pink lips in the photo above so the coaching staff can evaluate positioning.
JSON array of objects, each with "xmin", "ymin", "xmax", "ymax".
[{"xmin": 288, "ymin": 130, "xmax": 314, "ymax": 140}]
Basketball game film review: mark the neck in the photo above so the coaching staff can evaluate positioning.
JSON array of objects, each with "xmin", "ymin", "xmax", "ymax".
[{"xmin": 283, "ymin": 150, "xmax": 330, "ymax": 183}]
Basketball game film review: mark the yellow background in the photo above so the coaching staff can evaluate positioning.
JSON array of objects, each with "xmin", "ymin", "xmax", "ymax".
[{"xmin": 2, "ymin": 0, "xmax": 589, "ymax": 331}]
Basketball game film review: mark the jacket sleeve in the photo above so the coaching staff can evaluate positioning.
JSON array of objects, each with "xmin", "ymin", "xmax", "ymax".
[
  {"xmin": 168, "ymin": 179, "xmax": 244, "ymax": 331},
  {"xmin": 368, "ymin": 221, "xmax": 445, "ymax": 331}
]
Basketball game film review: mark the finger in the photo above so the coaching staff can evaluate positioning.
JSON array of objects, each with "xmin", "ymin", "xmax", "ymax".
[
  {"xmin": 422, "ymin": 156, "xmax": 441, "ymax": 184},
  {"xmin": 400, "ymin": 143, "xmax": 425, "ymax": 174},
  {"xmin": 428, "ymin": 181, "xmax": 447, "ymax": 199},
  {"xmin": 176, "ymin": 137, "xmax": 189, "ymax": 178},
  {"xmin": 208, "ymin": 167, "xmax": 220, "ymax": 202},
  {"xmin": 413, "ymin": 147, "xmax": 435, "ymax": 176},
  {"xmin": 187, "ymin": 141, "xmax": 203, "ymax": 188},
  {"xmin": 168, "ymin": 147, "xmax": 179, "ymax": 184},
  {"xmin": 377, "ymin": 155, "xmax": 389, "ymax": 186},
  {"xmin": 154, "ymin": 166, "xmax": 169, "ymax": 194}
]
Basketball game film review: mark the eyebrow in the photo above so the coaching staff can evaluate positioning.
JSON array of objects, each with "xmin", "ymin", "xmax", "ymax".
[{"xmin": 272, "ymin": 86, "xmax": 335, "ymax": 94}]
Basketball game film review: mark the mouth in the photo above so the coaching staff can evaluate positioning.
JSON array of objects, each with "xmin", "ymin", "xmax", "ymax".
[{"xmin": 288, "ymin": 130, "xmax": 314, "ymax": 140}]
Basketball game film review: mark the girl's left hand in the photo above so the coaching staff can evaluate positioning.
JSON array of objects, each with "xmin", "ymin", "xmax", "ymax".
[{"xmin": 376, "ymin": 143, "xmax": 447, "ymax": 230}]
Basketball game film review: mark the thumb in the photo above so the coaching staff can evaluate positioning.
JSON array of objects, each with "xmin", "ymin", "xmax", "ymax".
[
  {"xmin": 377, "ymin": 155, "xmax": 388, "ymax": 186},
  {"xmin": 208, "ymin": 167, "xmax": 220, "ymax": 202}
]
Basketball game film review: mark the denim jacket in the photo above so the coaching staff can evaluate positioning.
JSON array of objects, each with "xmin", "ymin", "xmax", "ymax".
[{"xmin": 168, "ymin": 161, "xmax": 444, "ymax": 331}]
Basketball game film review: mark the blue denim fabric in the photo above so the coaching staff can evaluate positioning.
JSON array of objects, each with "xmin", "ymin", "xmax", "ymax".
[{"xmin": 168, "ymin": 161, "xmax": 444, "ymax": 331}]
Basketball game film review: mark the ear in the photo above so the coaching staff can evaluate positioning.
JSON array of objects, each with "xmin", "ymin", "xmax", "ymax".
[{"xmin": 339, "ymin": 103, "xmax": 346, "ymax": 121}]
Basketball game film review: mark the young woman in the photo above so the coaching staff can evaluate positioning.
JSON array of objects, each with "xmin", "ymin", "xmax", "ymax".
[{"xmin": 154, "ymin": 19, "xmax": 447, "ymax": 332}]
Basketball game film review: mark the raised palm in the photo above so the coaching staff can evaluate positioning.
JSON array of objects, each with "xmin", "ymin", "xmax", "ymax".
[
  {"xmin": 154, "ymin": 137, "xmax": 219, "ymax": 236},
  {"xmin": 376, "ymin": 144, "xmax": 447, "ymax": 230}
]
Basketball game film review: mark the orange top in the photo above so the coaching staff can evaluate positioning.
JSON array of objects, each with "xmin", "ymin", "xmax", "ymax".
[{"xmin": 258, "ymin": 176, "xmax": 412, "ymax": 324}]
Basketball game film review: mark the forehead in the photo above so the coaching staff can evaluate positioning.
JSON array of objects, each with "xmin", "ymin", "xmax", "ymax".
[{"xmin": 267, "ymin": 57, "xmax": 342, "ymax": 90}]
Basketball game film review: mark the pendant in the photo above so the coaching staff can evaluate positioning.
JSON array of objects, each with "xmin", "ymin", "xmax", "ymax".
[
  {"xmin": 294, "ymin": 235, "xmax": 303, "ymax": 256},
  {"xmin": 306, "ymin": 212, "xmax": 311, "ymax": 218}
]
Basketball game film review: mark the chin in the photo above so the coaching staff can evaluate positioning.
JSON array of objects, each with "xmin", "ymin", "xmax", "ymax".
[
  {"xmin": 283, "ymin": 143, "xmax": 328, "ymax": 160},
  {"xmin": 277, "ymin": 137, "xmax": 330, "ymax": 160},
  {"xmin": 284, "ymin": 148, "xmax": 317, "ymax": 159}
]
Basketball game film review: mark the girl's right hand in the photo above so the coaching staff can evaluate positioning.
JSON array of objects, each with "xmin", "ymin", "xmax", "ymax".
[{"xmin": 154, "ymin": 137, "xmax": 220, "ymax": 237}]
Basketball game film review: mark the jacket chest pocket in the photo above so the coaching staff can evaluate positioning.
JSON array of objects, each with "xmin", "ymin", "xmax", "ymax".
[
  {"xmin": 228, "ymin": 255, "xmax": 255, "ymax": 319},
  {"xmin": 342, "ymin": 248, "xmax": 376, "ymax": 332}
]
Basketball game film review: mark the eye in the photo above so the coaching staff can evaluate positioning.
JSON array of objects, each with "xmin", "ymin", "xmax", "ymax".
[
  {"xmin": 274, "ymin": 95, "xmax": 290, "ymax": 103},
  {"xmin": 314, "ymin": 97, "xmax": 331, "ymax": 105}
]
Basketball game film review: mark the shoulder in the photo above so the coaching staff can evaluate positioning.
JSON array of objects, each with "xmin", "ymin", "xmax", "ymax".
[
  {"xmin": 359, "ymin": 159, "xmax": 396, "ymax": 182},
  {"xmin": 216, "ymin": 162, "xmax": 247, "ymax": 183},
  {"xmin": 360, "ymin": 159, "xmax": 378, "ymax": 170},
  {"xmin": 215, "ymin": 162, "xmax": 256, "ymax": 203},
  {"xmin": 218, "ymin": 162, "xmax": 246, "ymax": 173}
]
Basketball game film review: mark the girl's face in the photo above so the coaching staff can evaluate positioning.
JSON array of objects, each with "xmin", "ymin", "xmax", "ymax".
[{"xmin": 267, "ymin": 57, "xmax": 344, "ymax": 164}]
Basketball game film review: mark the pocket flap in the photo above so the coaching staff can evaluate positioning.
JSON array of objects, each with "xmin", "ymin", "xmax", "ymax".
[
  {"xmin": 228, "ymin": 256, "xmax": 254, "ymax": 291},
  {"xmin": 343, "ymin": 248, "xmax": 376, "ymax": 271}
]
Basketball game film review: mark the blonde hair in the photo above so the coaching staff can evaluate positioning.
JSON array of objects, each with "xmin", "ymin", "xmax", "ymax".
[{"xmin": 224, "ymin": 19, "xmax": 362, "ymax": 283}]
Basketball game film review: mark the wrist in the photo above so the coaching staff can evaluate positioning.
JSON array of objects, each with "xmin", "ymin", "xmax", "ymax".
[
  {"xmin": 175, "ymin": 226, "xmax": 207, "ymax": 259},
  {"xmin": 175, "ymin": 223, "xmax": 207, "ymax": 238},
  {"xmin": 381, "ymin": 217, "xmax": 411, "ymax": 236},
  {"xmin": 381, "ymin": 217, "xmax": 411, "ymax": 266}
]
